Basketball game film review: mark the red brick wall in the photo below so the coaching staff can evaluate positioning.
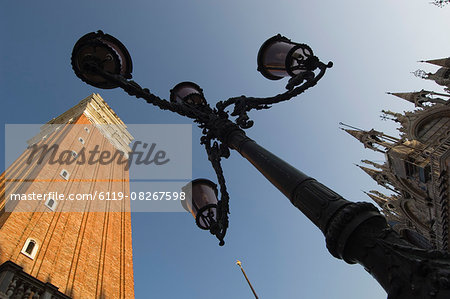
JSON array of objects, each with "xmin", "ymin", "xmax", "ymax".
[{"xmin": 0, "ymin": 114, "xmax": 135, "ymax": 298}]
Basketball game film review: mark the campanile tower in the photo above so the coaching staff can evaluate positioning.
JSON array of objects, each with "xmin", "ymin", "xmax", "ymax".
[{"xmin": 0, "ymin": 93, "xmax": 135, "ymax": 298}]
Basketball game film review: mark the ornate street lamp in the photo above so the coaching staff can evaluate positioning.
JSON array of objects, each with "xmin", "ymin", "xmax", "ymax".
[
  {"xmin": 181, "ymin": 179, "xmax": 219, "ymax": 229},
  {"xmin": 170, "ymin": 82, "xmax": 206, "ymax": 105},
  {"xmin": 71, "ymin": 31, "xmax": 132, "ymax": 89},
  {"xmin": 71, "ymin": 30, "xmax": 331, "ymax": 248},
  {"xmin": 71, "ymin": 30, "xmax": 450, "ymax": 298},
  {"xmin": 181, "ymin": 179, "xmax": 226, "ymax": 244},
  {"xmin": 257, "ymin": 34, "xmax": 315, "ymax": 80}
]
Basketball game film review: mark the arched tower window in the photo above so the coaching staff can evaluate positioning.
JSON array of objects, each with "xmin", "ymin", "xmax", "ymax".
[
  {"xmin": 45, "ymin": 196, "xmax": 57, "ymax": 211},
  {"xmin": 60, "ymin": 169, "xmax": 70, "ymax": 180},
  {"xmin": 21, "ymin": 238, "xmax": 39, "ymax": 259},
  {"xmin": 25, "ymin": 241, "xmax": 35, "ymax": 254}
]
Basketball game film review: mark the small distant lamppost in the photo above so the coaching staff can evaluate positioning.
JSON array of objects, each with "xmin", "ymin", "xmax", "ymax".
[
  {"xmin": 236, "ymin": 260, "xmax": 258, "ymax": 299},
  {"xmin": 71, "ymin": 30, "xmax": 450, "ymax": 298}
]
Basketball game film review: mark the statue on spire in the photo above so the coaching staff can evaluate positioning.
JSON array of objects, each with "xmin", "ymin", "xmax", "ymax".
[
  {"xmin": 381, "ymin": 110, "xmax": 408, "ymax": 124},
  {"xmin": 413, "ymin": 67, "xmax": 450, "ymax": 90},
  {"xmin": 412, "ymin": 69, "xmax": 429, "ymax": 79},
  {"xmin": 431, "ymin": 0, "xmax": 449, "ymax": 8}
]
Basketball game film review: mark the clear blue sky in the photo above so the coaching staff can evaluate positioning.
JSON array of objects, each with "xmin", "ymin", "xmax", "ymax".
[{"xmin": 1, "ymin": 1, "xmax": 449, "ymax": 298}]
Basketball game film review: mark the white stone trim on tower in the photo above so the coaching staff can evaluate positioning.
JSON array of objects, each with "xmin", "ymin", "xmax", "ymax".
[{"xmin": 26, "ymin": 93, "xmax": 134, "ymax": 158}]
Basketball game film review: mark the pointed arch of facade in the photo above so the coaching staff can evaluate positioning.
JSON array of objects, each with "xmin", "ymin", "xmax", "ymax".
[{"xmin": 409, "ymin": 106, "xmax": 450, "ymax": 142}]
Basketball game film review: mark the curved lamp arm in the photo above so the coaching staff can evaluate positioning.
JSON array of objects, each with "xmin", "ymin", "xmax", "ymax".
[{"xmin": 216, "ymin": 61, "xmax": 333, "ymax": 128}]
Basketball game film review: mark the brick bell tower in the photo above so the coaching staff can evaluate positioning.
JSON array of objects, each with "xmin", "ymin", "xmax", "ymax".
[{"xmin": 0, "ymin": 93, "xmax": 135, "ymax": 298}]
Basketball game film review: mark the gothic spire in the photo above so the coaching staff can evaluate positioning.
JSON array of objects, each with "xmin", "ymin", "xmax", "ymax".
[
  {"xmin": 386, "ymin": 90, "xmax": 428, "ymax": 107},
  {"xmin": 356, "ymin": 164, "xmax": 382, "ymax": 180},
  {"xmin": 380, "ymin": 110, "xmax": 412, "ymax": 132},
  {"xmin": 369, "ymin": 190, "xmax": 390, "ymax": 199},
  {"xmin": 361, "ymin": 159, "xmax": 385, "ymax": 169},
  {"xmin": 356, "ymin": 165, "xmax": 397, "ymax": 192},
  {"xmin": 341, "ymin": 128, "xmax": 385, "ymax": 153},
  {"xmin": 387, "ymin": 91, "xmax": 421, "ymax": 103},
  {"xmin": 363, "ymin": 190, "xmax": 387, "ymax": 207},
  {"xmin": 386, "ymin": 90, "xmax": 448, "ymax": 107},
  {"xmin": 342, "ymin": 129, "xmax": 367, "ymax": 141},
  {"xmin": 381, "ymin": 110, "xmax": 402, "ymax": 118},
  {"xmin": 419, "ymin": 57, "xmax": 450, "ymax": 68}
]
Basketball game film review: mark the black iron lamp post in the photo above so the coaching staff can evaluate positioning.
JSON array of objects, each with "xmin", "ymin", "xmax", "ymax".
[{"xmin": 71, "ymin": 30, "xmax": 450, "ymax": 298}]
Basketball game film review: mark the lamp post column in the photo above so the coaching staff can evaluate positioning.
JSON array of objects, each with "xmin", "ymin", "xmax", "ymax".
[{"xmin": 225, "ymin": 129, "xmax": 450, "ymax": 299}]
